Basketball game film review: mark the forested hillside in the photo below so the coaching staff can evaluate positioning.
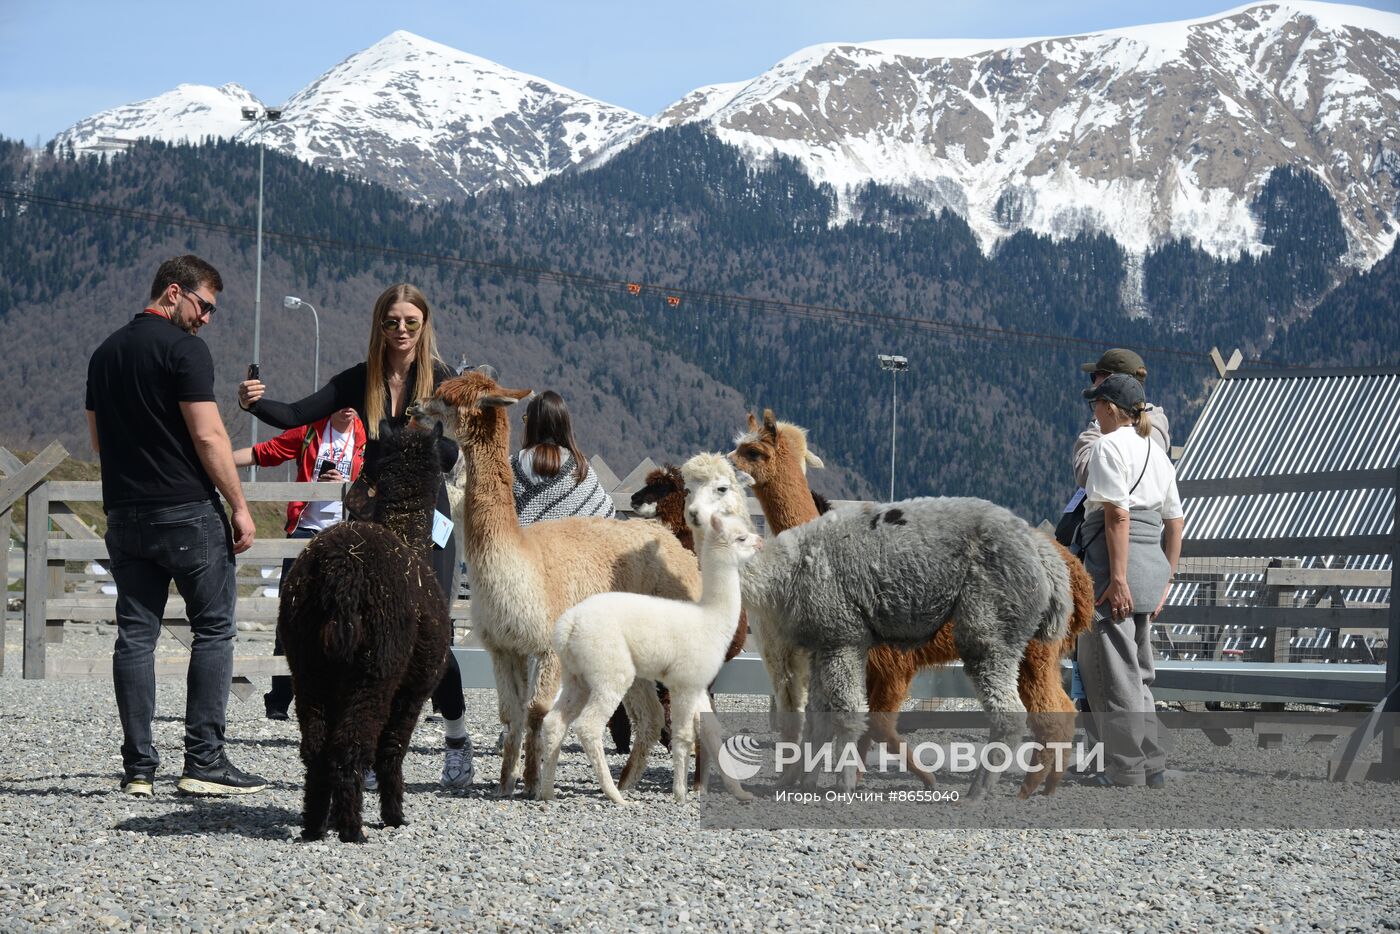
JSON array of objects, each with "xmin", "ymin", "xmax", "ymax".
[{"xmin": 1, "ymin": 131, "xmax": 1393, "ymax": 519}]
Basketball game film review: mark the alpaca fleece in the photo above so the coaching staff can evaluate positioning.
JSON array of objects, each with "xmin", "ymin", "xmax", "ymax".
[
  {"xmin": 740, "ymin": 492, "xmax": 1073, "ymax": 796},
  {"xmin": 538, "ymin": 514, "xmax": 759, "ymax": 804},
  {"xmin": 734, "ymin": 409, "xmax": 1085, "ymax": 797},
  {"xmin": 279, "ymin": 422, "xmax": 451, "ymax": 843},
  {"xmin": 419, "ymin": 372, "xmax": 701, "ymax": 798}
]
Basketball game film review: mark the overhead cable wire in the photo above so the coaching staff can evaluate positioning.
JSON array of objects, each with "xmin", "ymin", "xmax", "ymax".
[{"xmin": 0, "ymin": 187, "xmax": 1281, "ymax": 366}]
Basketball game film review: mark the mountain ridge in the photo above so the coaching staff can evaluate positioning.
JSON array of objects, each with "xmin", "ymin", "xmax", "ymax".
[{"xmin": 50, "ymin": 4, "xmax": 1400, "ymax": 267}]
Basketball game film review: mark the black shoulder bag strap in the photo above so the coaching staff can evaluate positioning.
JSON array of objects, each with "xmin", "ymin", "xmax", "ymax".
[{"xmin": 1073, "ymin": 437, "xmax": 1152, "ymax": 558}]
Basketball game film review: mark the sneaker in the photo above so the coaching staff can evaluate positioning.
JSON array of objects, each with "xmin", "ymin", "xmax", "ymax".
[
  {"xmin": 120, "ymin": 774, "xmax": 154, "ymax": 797},
  {"xmin": 364, "ymin": 768, "xmax": 379, "ymax": 792},
  {"xmin": 264, "ymin": 706, "xmax": 289, "ymax": 722},
  {"xmin": 176, "ymin": 756, "xmax": 268, "ymax": 796},
  {"xmin": 440, "ymin": 738, "xmax": 474, "ymax": 790}
]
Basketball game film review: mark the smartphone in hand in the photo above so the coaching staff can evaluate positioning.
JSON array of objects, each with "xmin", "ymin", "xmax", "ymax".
[
  {"xmin": 247, "ymin": 363, "xmax": 260, "ymax": 381},
  {"xmin": 317, "ymin": 459, "xmax": 335, "ymax": 478}
]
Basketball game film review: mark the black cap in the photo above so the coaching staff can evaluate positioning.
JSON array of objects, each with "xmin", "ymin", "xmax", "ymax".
[
  {"xmin": 1080, "ymin": 348, "xmax": 1146, "ymax": 377},
  {"xmin": 1083, "ymin": 372, "xmax": 1145, "ymax": 411}
]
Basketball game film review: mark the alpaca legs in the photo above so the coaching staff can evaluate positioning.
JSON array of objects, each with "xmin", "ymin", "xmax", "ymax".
[
  {"xmin": 804, "ymin": 644, "xmax": 869, "ymax": 791},
  {"xmin": 690, "ymin": 690, "xmax": 715, "ymax": 792},
  {"xmin": 692, "ymin": 697, "xmax": 754, "ymax": 802},
  {"xmin": 523, "ymin": 651, "xmax": 561, "ymax": 798},
  {"xmin": 759, "ymin": 632, "xmax": 809, "ymax": 786},
  {"xmin": 667, "ymin": 691, "xmax": 700, "ymax": 802},
  {"xmin": 1015, "ymin": 640, "xmax": 1076, "ymax": 798},
  {"xmin": 955, "ymin": 620, "xmax": 1028, "ymax": 801},
  {"xmin": 574, "ymin": 686, "xmax": 630, "ymax": 804},
  {"xmin": 375, "ymin": 686, "xmax": 427, "ymax": 827},
  {"xmin": 618, "ymin": 677, "xmax": 664, "ymax": 790},
  {"xmin": 488, "ymin": 648, "xmax": 529, "ymax": 796},
  {"xmin": 301, "ymin": 757, "xmax": 332, "ymax": 842},
  {"xmin": 536, "ymin": 674, "xmax": 589, "ymax": 801},
  {"xmin": 296, "ymin": 690, "xmax": 333, "ymax": 841}
]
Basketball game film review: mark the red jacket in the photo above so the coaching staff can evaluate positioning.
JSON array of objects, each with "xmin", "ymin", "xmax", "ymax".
[{"xmin": 251, "ymin": 415, "xmax": 367, "ymax": 533}]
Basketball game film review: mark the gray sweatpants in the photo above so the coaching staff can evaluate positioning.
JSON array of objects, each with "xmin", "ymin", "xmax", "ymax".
[{"xmin": 1077, "ymin": 611, "xmax": 1168, "ymax": 785}]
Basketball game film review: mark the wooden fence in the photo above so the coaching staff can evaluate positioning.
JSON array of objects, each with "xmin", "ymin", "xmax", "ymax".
[{"xmin": 4, "ymin": 446, "xmax": 1397, "ymax": 775}]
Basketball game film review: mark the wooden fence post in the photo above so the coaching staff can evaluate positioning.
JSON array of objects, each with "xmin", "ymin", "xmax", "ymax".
[{"xmin": 23, "ymin": 480, "xmax": 50, "ymax": 679}]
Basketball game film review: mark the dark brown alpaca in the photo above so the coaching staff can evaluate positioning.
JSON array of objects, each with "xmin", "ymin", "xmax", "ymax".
[
  {"xmin": 732, "ymin": 409, "xmax": 1094, "ymax": 797},
  {"xmin": 280, "ymin": 421, "xmax": 452, "ymax": 842}
]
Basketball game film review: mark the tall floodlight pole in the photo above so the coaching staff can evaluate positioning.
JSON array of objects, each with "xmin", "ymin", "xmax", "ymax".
[
  {"xmin": 876, "ymin": 354, "xmax": 909, "ymax": 502},
  {"xmin": 240, "ymin": 105, "xmax": 283, "ymax": 477},
  {"xmin": 283, "ymin": 296, "xmax": 320, "ymax": 392}
]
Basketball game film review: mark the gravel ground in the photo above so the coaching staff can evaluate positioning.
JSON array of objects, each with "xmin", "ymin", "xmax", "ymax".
[{"xmin": 2, "ymin": 621, "xmax": 1399, "ymax": 932}]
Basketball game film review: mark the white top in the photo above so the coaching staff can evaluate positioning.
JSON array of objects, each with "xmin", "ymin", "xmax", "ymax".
[
  {"xmin": 1085, "ymin": 425, "xmax": 1183, "ymax": 520},
  {"xmin": 296, "ymin": 423, "xmax": 355, "ymax": 533}
]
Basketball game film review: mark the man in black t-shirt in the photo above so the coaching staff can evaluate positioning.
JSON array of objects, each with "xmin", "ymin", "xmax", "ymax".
[{"xmin": 86, "ymin": 254, "xmax": 265, "ymax": 797}]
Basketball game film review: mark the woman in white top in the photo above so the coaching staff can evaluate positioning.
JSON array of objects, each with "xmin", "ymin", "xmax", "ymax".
[{"xmin": 1077, "ymin": 373, "xmax": 1185, "ymax": 788}]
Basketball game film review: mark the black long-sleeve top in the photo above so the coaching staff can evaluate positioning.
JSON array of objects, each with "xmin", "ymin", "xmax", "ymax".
[{"xmin": 248, "ymin": 359, "xmax": 459, "ymax": 475}]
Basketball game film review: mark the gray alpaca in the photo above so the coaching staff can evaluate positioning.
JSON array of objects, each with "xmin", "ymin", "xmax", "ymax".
[{"xmin": 739, "ymin": 497, "xmax": 1072, "ymax": 797}]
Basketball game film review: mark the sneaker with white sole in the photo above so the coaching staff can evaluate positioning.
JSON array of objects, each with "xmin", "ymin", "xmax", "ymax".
[
  {"xmin": 176, "ymin": 756, "xmax": 267, "ymax": 795},
  {"xmin": 440, "ymin": 738, "xmax": 474, "ymax": 790},
  {"xmin": 120, "ymin": 774, "xmax": 154, "ymax": 797}
]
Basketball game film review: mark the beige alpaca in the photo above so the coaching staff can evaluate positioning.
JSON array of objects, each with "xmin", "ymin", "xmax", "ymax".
[
  {"xmin": 538, "ymin": 514, "xmax": 761, "ymax": 804},
  {"xmin": 417, "ymin": 373, "xmax": 701, "ymax": 797}
]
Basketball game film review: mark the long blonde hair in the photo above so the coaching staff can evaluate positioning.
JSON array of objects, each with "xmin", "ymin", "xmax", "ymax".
[{"xmin": 364, "ymin": 283, "xmax": 442, "ymax": 439}]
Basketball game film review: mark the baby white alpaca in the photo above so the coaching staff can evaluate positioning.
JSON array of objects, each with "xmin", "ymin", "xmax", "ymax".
[{"xmin": 537, "ymin": 514, "xmax": 762, "ymax": 804}]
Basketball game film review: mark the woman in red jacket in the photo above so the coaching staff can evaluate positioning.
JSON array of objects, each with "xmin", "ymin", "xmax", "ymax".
[{"xmin": 234, "ymin": 406, "xmax": 364, "ymax": 718}]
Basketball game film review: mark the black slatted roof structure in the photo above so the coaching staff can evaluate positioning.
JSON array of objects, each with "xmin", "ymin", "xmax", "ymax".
[{"xmin": 1170, "ymin": 365, "xmax": 1399, "ymax": 611}]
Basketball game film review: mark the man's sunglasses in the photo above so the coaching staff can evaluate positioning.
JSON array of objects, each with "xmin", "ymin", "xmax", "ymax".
[
  {"xmin": 1088, "ymin": 369, "xmax": 1110, "ymax": 382},
  {"xmin": 380, "ymin": 317, "xmax": 423, "ymax": 332},
  {"xmin": 180, "ymin": 286, "xmax": 216, "ymax": 317}
]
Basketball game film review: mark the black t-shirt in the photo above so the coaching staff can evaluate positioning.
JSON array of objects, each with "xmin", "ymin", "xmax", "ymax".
[{"xmin": 85, "ymin": 313, "xmax": 219, "ymax": 511}]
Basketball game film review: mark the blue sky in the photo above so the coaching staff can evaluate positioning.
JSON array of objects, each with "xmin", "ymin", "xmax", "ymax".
[{"xmin": 2, "ymin": 0, "xmax": 1396, "ymax": 143}]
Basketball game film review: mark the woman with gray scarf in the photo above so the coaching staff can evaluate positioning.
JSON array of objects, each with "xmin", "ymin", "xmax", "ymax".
[{"xmin": 1077, "ymin": 373, "xmax": 1185, "ymax": 788}]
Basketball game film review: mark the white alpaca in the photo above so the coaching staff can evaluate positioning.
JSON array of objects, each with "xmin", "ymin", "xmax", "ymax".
[
  {"xmin": 682, "ymin": 453, "xmax": 810, "ymax": 751},
  {"xmin": 679, "ymin": 452, "xmax": 752, "ymax": 542},
  {"xmin": 538, "ymin": 514, "xmax": 762, "ymax": 804}
]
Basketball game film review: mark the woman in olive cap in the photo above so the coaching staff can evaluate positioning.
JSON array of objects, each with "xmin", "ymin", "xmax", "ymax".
[{"xmin": 1077, "ymin": 373, "xmax": 1185, "ymax": 788}]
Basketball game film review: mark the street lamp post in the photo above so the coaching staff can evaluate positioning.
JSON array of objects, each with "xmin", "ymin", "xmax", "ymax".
[
  {"xmin": 240, "ymin": 105, "xmax": 282, "ymax": 478},
  {"xmin": 283, "ymin": 296, "xmax": 320, "ymax": 392},
  {"xmin": 876, "ymin": 354, "xmax": 909, "ymax": 502}
]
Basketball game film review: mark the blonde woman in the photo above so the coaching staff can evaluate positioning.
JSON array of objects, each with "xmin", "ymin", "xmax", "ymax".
[
  {"xmin": 238, "ymin": 283, "xmax": 474, "ymax": 789},
  {"xmin": 1077, "ymin": 373, "xmax": 1185, "ymax": 789}
]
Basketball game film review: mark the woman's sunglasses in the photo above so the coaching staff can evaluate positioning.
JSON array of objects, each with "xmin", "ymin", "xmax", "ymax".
[{"xmin": 380, "ymin": 317, "xmax": 423, "ymax": 332}]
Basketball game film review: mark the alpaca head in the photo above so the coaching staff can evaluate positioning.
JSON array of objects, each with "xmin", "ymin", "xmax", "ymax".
[
  {"xmin": 682, "ymin": 452, "xmax": 753, "ymax": 538},
  {"xmin": 418, "ymin": 370, "xmax": 532, "ymax": 452},
  {"xmin": 730, "ymin": 409, "xmax": 824, "ymax": 489},
  {"xmin": 630, "ymin": 464, "xmax": 685, "ymax": 519},
  {"xmin": 706, "ymin": 513, "xmax": 763, "ymax": 566},
  {"xmin": 359, "ymin": 419, "xmax": 446, "ymax": 519}
]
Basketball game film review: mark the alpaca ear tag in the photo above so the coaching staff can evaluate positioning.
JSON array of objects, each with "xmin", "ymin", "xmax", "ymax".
[{"xmin": 432, "ymin": 509, "xmax": 453, "ymax": 548}]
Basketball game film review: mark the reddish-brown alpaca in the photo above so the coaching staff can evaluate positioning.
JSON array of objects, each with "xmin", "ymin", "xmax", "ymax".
[{"xmin": 731, "ymin": 410, "xmax": 1094, "ymax": 797}]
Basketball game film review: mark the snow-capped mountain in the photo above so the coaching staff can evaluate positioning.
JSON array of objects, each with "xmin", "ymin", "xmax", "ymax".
[
  {"xmin": 251, "ymin": 31, "xmax": 645, "ymax": 200},
  {"xmin": 52, "ymin": 4, "xmax": 1400, "ymax": 264},
  {"xmin": 55, "ymin": 31, "xmax": 645, "ymax": 201},
  {"xmin": 55, "ymin": 83, "xmax": 263, "ymax": 151},
  {"xmin": 637, "ymin": 1, "xmax": 1400, "ymax": 266}
]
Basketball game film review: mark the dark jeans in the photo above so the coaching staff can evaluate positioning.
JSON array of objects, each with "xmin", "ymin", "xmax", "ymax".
[
  {"xmin": 268, "ymin": 523, "xmax": 465, "ymax": 722},
  {"xmin": 264, "ymin": 527, "xmax": 317, "ymax": 715},
  {"xmin": 105, "ymin": 499, "xmax": 236, "ymax": 778}
]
